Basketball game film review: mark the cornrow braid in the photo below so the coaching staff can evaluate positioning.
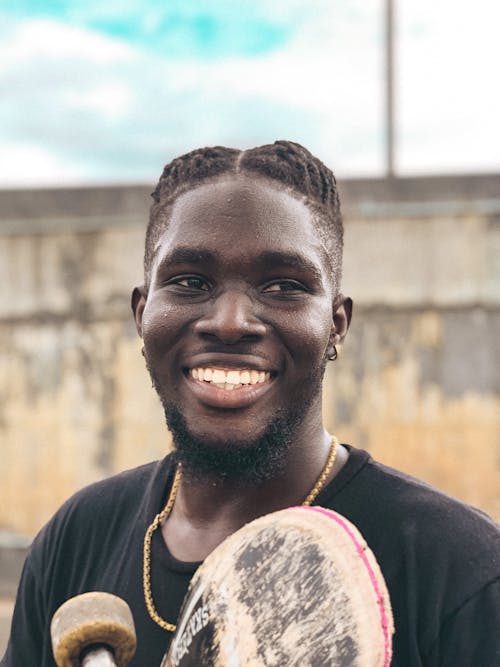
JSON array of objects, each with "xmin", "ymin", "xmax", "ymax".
[
  {"xmin": 146, "ymin": 146, "xmax": 240, "ymax": 279},
  {"xmin": 145, "ymin": 140, "xmax": 343, "ymax": 287}
]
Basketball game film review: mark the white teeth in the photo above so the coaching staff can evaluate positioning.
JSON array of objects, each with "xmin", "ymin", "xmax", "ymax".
[
  {"xmin": 249, "ymin": 370, "xmax": 260, "ymax": 385},
  {"xmin": 190, "ymin": 367, "xmax": 272, "ymax": 388},
  {"xmin": 212, "ymin": 369, "xmax": 226, "ymax": 384},
  {"xmin": 226, "ymin": 370, "xmax": 240, "ymax": 384},
  {"xmin": 240, "ymin": 370, "xmax": 250, "ymax": 384}
]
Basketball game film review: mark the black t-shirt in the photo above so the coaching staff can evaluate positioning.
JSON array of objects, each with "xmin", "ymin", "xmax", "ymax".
[{"xmin": 2, "ymin": 446, "xmax": 499, "ymax": 666}]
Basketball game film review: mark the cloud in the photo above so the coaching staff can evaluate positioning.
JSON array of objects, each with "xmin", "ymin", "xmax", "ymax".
[
  {"xmin": 0, "ymin": 3, "xmax": 384, "ymax": 186},
  {"xmin": 397, "ymin": 0, "xmax": 500, "ymax": 172},
  {"xmin": 0, "ymin": 17, "xmax": 132, "ymax": 66},
  {"xmin": 0, "ymin": 143, "xmax": 84, "ymax": 187},
  {"xmin": 65, "ymin": 83, "xmax": 132, "ymax": 121},
  {"xmin": 1, "ymin": 0, "xmax": 497, "ymax": 186}
]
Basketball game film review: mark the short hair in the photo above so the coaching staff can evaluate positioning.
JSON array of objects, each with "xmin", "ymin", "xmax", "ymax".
[{"xmin": 145, "ymin": 140, "xmax": 343, "ymax": 287}]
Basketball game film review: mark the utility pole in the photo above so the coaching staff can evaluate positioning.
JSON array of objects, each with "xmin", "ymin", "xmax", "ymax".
[{"xmin": 386, "ymin": 0, "xmax": 395, "ymax": 178}]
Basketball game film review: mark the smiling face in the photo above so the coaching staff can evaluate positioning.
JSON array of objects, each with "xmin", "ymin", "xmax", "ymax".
[{"xmin": 133, "ymin": 175, "xmax": 351, "ymax": 479}]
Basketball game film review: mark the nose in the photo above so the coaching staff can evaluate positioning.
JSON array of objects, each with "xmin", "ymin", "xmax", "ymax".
[{"xmin": 193, "ymin": 290, "xmax": 266, "ymax": 344}]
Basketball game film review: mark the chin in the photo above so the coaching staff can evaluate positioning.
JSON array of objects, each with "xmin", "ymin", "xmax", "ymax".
[
  {"xmin": 164, "ymin": 405, "xmax": 299, "ymax": 484},
  {"xmin": 177, "ymin": 414, "xmax": 270, "ymax": 451}
]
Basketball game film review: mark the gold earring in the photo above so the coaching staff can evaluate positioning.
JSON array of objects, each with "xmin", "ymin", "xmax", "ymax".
[{"xmin": 328, "ymin": 345, "xmax": 338, "ymax": 361}]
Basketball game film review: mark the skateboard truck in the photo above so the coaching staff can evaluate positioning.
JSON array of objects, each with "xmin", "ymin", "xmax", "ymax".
[{"xmin": 51, "ymin": 592, "xmax": 137, "ymax": 667}]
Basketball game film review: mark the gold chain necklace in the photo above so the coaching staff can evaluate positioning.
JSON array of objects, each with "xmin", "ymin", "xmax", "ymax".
[{"xmin": 143, "ymin": 435, "xmax": 339, "ymax": 632}]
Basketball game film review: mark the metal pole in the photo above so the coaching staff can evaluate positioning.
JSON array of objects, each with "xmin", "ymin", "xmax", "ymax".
[{"xmin": 385, "ymin": 0, "xmax": 395, "ymax": 177}]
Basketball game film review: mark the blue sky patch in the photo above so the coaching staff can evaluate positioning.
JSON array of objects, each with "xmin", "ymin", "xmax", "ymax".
[{"xmin": 2, "ymin": 0, "xmax": 295, "ymax": 58}]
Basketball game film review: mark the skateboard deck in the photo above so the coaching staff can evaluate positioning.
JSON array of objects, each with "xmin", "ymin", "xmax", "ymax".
[{"xmin": 162, "ymin": 506, "xmax": 393, "ymax": 667}]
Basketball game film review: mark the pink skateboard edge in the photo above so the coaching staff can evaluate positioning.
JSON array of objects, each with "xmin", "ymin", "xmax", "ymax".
[{"xmin": 292, "ymin": 506, "xmax": 393, "ymax": 667}]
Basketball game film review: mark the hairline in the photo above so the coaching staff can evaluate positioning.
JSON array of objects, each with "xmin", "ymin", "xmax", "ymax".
[{"xmin": 146, "ymin": 171, "xmax": 338, "ymax": 288}]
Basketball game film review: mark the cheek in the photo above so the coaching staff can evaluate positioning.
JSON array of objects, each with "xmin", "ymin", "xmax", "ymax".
[
  {"xmin": 141, "ymin": 297, "xmax": 182, "ymax": 351},
  {"xmin": 279, "ymin": 305, "xmax": 332, "ymax": 361}
]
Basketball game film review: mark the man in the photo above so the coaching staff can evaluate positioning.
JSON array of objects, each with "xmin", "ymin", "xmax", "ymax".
[{"xmin": 2, "ymin": 141, "xmax": 499, "ymax": 666}]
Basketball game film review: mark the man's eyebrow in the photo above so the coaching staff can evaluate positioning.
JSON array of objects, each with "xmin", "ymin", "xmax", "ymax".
[
  {"xmin": 155, "ymin": 247, "xmax": 217, "ymax": 270},
  {"xmin": 154, "ymin": 247, "xmax": 324, "ymax": 282},
  {"xmin": 257, "ymin": 251, "xmax": 323, "ymax": 281}
]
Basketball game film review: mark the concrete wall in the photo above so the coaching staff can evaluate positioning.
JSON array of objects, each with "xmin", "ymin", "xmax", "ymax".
[
  {"xmin": 327, "ymin": 176, "xmax": 500, "ymax": 523},
  {"xmin": 1, "ymin": 176, "xmax": 499, "ymax": 544}
]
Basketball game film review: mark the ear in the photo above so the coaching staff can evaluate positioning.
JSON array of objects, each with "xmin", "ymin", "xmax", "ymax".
[
  {"xmin": 327, "ymin": 294, "xmax": 353, "ymax": 354},
  {"xmin": 131, "ymin": 285, "xmax": 148, "ymax": 337}
]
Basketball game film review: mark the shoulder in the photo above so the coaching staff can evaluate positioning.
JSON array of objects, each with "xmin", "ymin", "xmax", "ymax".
[
  {"xmin": 340, "ymin": 446, "xmax": 498, "ymax": 533},
  {"xmin": 61, "ymin": 458, "xmax": 166, "ymax": 511},
  {"xmin": 50, "ymin": 458, "xmax": 166, "ymax": 521},
  {"xmin": 336, "ymin": 447, "xmax": 499, "ymax": 611},
  {"xmin": 353, "ymin": 449, "xmax": 499, "ymax": 559},
  {"xmin": 361, "ymin": 452, "xmax": 498, "ymax": 538},
  {"xmin": 30, "ymin": 456, "xmax": 174, "ymax": 569}
]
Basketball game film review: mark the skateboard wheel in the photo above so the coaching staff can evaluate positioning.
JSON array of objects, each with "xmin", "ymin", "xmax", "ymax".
[{"xmin": 51, "ymin": 592, "xmax": 136, "ymax": 667}]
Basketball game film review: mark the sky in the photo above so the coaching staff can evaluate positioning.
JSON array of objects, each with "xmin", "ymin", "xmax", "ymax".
[{"xmin": 0, "ymin": 0, "xmax": 499, "ymax": 187}]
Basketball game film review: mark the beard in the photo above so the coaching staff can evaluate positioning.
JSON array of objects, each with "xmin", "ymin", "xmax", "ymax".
[
  {"xmin": 164, "ymin": 405, "xmax": 302, "ymax": 484},
  {"xmin": 144, "ymin": 352, "xmax": 328, "ymax": 484}
]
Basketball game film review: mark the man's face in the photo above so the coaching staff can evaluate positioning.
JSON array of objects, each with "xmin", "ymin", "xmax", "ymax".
[{"xmin": 133, "ymin": 176, "xmax": 350, "ymax": 477}]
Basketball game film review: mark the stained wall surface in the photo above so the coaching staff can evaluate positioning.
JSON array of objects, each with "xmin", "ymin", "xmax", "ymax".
[{"xmin": 1, "ymin": 176, "xmax": 499, "ymax": 543}]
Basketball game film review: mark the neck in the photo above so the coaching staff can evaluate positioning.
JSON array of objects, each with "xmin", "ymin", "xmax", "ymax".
[{"xmin": 162, "ymin": 414, "xmax": 347, "ymax": 561}]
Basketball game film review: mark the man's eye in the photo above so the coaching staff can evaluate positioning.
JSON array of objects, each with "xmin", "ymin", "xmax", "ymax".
[
  {"xmin": 262, "ymin": 281, "xmax": 306, "ymax": 293},
  {"xmin": 171, "ymin": 276, "xmax": 210, "ymax": 291}
]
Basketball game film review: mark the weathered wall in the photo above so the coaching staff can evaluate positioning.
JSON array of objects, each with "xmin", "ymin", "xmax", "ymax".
[
  {"xmin": 1, "ymin": 176, "xmax": 499, "ymax": 541},
  {"xmin": 325, "ymin": 180, "xmax": 500, "ymax": 521}
]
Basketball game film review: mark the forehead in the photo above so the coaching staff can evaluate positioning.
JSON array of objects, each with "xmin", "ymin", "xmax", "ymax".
[{"xmin": 153, "ymin": 175, "xmax": 329, "ymax": 273}]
